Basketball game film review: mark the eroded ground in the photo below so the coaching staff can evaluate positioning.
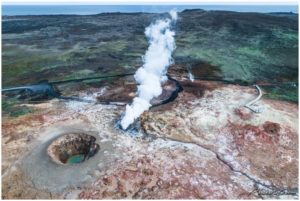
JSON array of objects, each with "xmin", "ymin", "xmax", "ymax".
[{"xmin": 2, "ymin": 72, "xmax": 298, "ymax": 199}]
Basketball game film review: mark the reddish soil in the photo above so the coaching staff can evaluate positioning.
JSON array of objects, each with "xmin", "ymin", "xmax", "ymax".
[
  {"xmin": 229, "ymin": 121, "xmax": 280, "ymax": 146},
  {"xmin": 263, "ymin": 121, "xmax": 281, "ymax": 135},
  {"xmin": 234, "ymin": 107, "xmax": 252, "ymax": 120}
]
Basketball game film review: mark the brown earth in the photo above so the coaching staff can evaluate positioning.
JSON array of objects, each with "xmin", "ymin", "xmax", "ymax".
[{"xmin": 1, "ymin": 76, "xmax": 298, "ymax": 199}]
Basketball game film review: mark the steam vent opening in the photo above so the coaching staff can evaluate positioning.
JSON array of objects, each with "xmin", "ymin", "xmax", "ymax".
[{"xmin": 47, "ymin": 133, "xmax": 100, "ymax": 165}]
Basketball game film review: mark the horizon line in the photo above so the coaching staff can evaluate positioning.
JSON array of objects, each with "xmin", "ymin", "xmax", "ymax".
[{"xmin": 2, "ymin": 2, "xmax": 299, "ymax": 5}]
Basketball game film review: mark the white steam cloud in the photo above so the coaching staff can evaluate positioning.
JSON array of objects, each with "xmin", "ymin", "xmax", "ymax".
[{"xmin": 120, "ymin": 10, "xmax": 178, "ymax": 130}]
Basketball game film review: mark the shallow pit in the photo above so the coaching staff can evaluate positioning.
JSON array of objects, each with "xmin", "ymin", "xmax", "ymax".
[{"xmin": 47, "ymin": 133, "xmax": 100, "ymax": 165}]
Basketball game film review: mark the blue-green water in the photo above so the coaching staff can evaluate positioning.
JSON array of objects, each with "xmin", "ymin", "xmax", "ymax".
[{"xmin": 67, "ymin": 154, "xmax": 85, "ymax": 164}]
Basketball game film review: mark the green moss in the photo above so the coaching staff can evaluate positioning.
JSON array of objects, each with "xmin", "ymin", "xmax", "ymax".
[
  {"xmin": 281, "ymin": 32, "xmax": 298, "ymax": 41},
  {"xmin": 124, "ymin": 52, "xmax": 143, "ymax": 57},
  {"xmin": 235, "ymin": 47, "xmax": 265, "ymax": 58},
  {"xmin": 103, "ymin": 40, "xmax": 127, "ymax": 52},
  {"xmin": 2, "ymin": 45, "xmax": 65, "ymax": 86},
  {"xmin": 2, "ymin": 99, "xmax": 36, "ymax": 117},
  {"xmin": 58, "ymin": 39, "xmax": 129, "ymax": 65},
  {"xmin": 2, "ymin": 13, "xmax": 298, "ymax": 89},
  {"xmin": 262, "ymin": 84, "xmax": 298, "ymax": 102},
  {"xmin": 4, "ymin": 55, "xmax": 60, "ymax": 75},
  {"xmin": 273, "ymin": 29, "xmax": 298, "ymax": 41},
  {"xmin": 64, "ymin": 69, "xmax": 96, "ymax": 80}
]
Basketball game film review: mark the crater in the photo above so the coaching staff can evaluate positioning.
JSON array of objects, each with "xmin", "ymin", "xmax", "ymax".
[{"xmin": 47, "ymin": 133, "xmax": 100, "ymax": 165}]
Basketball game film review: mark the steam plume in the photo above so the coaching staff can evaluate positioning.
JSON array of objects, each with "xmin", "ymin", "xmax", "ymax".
[
  {"xmin": 188, "ymin": 64, "xmax": 194, "ymax": 82},
  {"xmin": 120, "ymin": 10, "xmax": 178, "ymax": 130}
]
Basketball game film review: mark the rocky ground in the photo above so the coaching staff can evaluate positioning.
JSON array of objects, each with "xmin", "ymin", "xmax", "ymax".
[
  {"xmin": 2, "ymin": 9, "xmax": 298, "ymax": 199},
  {"xmin": 2, "ymin": 71, "xmax": 298, "ymax": 199}
]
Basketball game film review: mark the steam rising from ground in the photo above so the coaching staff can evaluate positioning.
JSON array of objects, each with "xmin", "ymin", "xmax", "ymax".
[{"xmin": 120, "ymin": 10, "xmax": 178, "ymax": 130}]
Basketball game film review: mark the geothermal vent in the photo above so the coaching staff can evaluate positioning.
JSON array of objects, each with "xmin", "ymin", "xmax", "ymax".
[
  {"xmin": 47, "ymin": 133, "xmax": 100, "ymax": 165},
  {"xmin": 120, "ymin": 9, "xmax": 178, "ymax": 130}
]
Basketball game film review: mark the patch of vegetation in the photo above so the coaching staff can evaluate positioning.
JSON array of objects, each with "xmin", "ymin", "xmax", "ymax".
[
  {"xmin": 2, "ymin": 11, "xmax": 298, "ymax": 96},
  {"xmin": 273, "ymin": 29, "xmax": 298, "ymax": 43},
  {"xmin": 2, "ymin": 45, "xmax": 65, "ymax": 86},
  {"xmin": 235, "ymin": 47, "xmax": 265, "ymax": 58},
  {"xmin": 4, "ymin": 55, "xmax": 60, "ymax": 76},
  {"xmin": 101, "ymin": 40, "xmax": 128, "ymax": 52},
  {"xmin": 262, "ymin": 84, "xmax": 298, "ymax": 102},
  {"xmin": 64, "ymin": 69, "xmax": 96, "ymax": 80},
  {"xmin": 2, "ymin": 99, "xmax": 36, "ymax": 117}
]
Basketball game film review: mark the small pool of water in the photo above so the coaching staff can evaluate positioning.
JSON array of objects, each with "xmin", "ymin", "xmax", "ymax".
[
  {"xmin": 47, "ymin": 133, "xmax": 100, "ymax": 165},
  {"xmin": 67, "ymin": 154, "xmax": 85, "ymax": 164}
]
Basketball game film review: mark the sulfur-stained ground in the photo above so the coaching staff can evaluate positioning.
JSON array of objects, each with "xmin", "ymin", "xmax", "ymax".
[{"xmin": 2, "ymin": 69, "xmax": 298, "ymax": 199}]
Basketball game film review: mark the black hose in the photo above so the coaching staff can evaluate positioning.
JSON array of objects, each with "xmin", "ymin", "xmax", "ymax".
[{"xmin": 2, "ymin": 72, "xmax": 136, "ymax": 103}]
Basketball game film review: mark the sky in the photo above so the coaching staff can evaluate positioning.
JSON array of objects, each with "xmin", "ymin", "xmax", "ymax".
[{"xmin": 2, "ymin": 4, "xmax": 298, "ymax": 15}]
